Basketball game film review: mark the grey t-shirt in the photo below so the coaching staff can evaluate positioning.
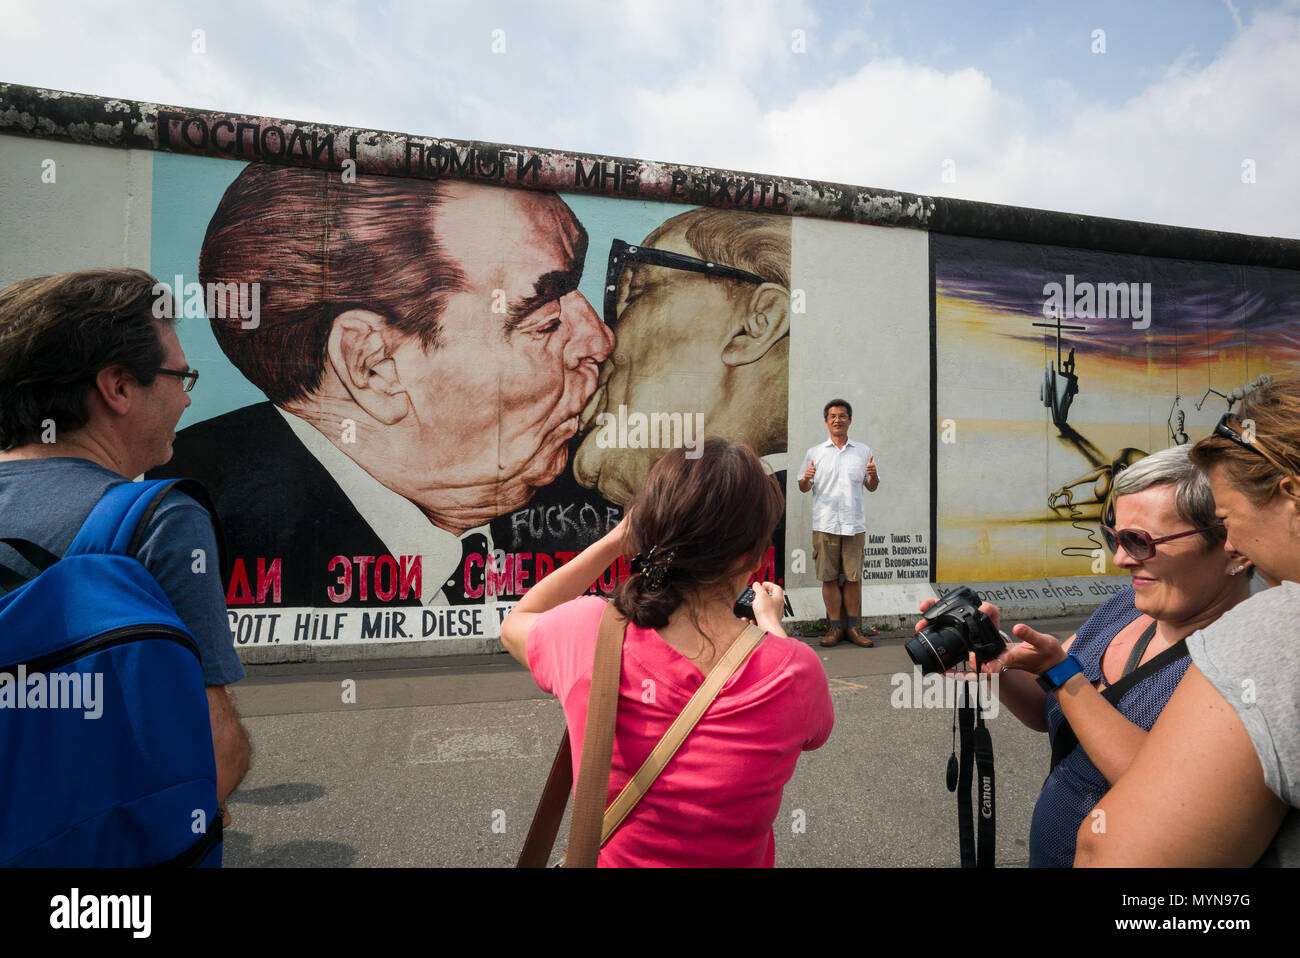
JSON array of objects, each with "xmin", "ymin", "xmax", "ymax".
[
  {"xmin": 0, "ymin": 457, "xmax": 244, "ymax": 686},
  {"xmin": 1186, "ymin": 581, "xmax": 1300, "ymax": 867}
]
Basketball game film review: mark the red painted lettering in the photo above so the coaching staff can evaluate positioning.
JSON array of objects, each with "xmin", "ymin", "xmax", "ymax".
[
  {"xmin": 464, "ymin": 553, "xmax": 484, "ymax": 600},
  {"xmin": 374, "ymin": 554, "xmax": 398, "ymax": 601},
  {"xmin": 399, "ymin": 555, "xmax": 422, "ymax": 600},
  {"xmin": 327, "ymin": 555, "xmax": 351, "ymax": 603},
  {"xmin": 225, "ymin": 558, "xmax": 253, "ymax": 605},
  {"xmin": 256, "ymin": 557, "xmax": 282, "ymax": 604}
]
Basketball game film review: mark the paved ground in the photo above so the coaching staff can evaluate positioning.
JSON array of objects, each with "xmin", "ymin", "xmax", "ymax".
[{"xmin": 222, "ymin": 613, "xmax": 1090, "ymax": 867}]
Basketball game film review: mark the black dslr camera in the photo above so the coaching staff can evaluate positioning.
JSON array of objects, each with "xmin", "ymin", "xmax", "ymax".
[
  {"xmin": 905, "ymin": 587, "xmax": 1005, "ymax": 675},
  {"xmin": 733, "ymin": 585, "xmax": 794, "ymax": 621}
]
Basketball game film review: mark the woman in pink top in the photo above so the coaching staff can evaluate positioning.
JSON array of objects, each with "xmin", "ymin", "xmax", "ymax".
[{"xmin": 501, "ymin": 439, "xmax": 834, "ymax": 867}]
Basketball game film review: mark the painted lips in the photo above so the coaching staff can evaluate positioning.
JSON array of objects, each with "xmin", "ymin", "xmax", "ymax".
[{"xmin": 578, "ymin": 381, "xmax": 607, "ymax": 434}]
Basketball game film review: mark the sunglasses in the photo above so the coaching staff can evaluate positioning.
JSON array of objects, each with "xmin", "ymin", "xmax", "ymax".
[
  {"xmin": 1098, "ymin": 522, "xmax": 1222, "ymax": 561},
  {"xmin": 155, "ymin": 367, "xmax": 199, "ymax": 392},
  {"xmin": 1214, "ymin": 412, "xmax": 1293, "ymax": 476},
  {"xmin": 604, "ymin": 238, "xmax": 766, "ymax": 326}
]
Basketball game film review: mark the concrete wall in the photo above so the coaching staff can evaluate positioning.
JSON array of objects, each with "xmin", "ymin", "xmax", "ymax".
[
  {"xmin": 0, "ymin": 134, "xmax": 152, "ymax": 286},
  {"xmin": 2, "ymin": 85, "xmax": 1298, "ymax": 662}
]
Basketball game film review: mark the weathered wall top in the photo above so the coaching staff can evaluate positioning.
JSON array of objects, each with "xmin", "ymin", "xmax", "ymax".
[{"xmin": 3, "ymin": 81, "xmax": 1299, "ymax": 268}]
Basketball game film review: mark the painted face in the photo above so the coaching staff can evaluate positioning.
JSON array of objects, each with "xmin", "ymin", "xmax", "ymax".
[
  {"xmin": 1208, "ymin": 464, "xmax": 1299, "ymax": 585},
  {"xmin": 386, "ymin": 183, "xmax": 613, "ymax": 521},
  {"xmin": 572, "ymin": 224, "xmax": 743, "ymax": 504},
  {"xmin": 140, "ymin": 322, "xmax": 192, "ymax": 472},
  {"xmin": 1110, "ymin": 484, "xmax": 1238, "ymax": 624}
]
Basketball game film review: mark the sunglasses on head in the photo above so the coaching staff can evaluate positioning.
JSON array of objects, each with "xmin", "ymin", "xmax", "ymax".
[
  {"xmin": 1098, "ymin": 522, "xmax": 1222, "ymax": 561},
  {"xmin": 1214, "ymin": 413, "xmax": 1266, "ymax": 458},
  {"xmin": 1214, "ymin": 412, "xmax": 1295, "ymax": 478}
]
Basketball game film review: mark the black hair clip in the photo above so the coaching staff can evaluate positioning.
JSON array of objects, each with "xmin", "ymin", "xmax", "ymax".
[{"xmin": 630, "ymin": 546, "xmax": 676, "ymax": 591}]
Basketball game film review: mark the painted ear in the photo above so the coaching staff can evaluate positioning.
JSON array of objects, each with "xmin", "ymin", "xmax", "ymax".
[
  {"xmin": 326, "ymin": 310, "xmax": 409, "ymax": 426},
  {"xmin": 721, "ymin": 284, "xmax": 790, "ymax": 367}
]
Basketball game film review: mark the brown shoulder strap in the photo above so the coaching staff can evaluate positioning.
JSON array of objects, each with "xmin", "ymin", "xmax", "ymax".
[
  {"xmin": 515, "ymin": 730, "xmax": 573, "ymax": 868},
  {"xmin": 564, "ymin": 602, "xmax": 627, "ymax": 868},
  {"xmin": 518, "ymin": 611, "xmax": 766, "ymax": 867},
  {"xmin": 599, "ymin": 622, "xmax": 766, "ymax": 845},
  {"xmin": 516, "ymin": 602, "xmax": 625, "ymax": 868}
]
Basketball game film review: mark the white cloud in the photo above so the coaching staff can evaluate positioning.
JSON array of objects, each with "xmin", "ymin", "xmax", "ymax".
[
  {"xmin": 618, "ymin": 4, "xmax": 1300, "ymax": 238},
  {"xmin": 1223, "ymin": 0, "xmax": 1244, "ymax": 31},
  {"xmin": 0, "ymin": 0, "xmax": 1297, "ymax": 239}
]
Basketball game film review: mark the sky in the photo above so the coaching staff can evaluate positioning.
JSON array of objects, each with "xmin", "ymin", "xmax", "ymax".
[{"xmin": 2, "ymin": 0, "xmax": 1298, "ymax": 239}]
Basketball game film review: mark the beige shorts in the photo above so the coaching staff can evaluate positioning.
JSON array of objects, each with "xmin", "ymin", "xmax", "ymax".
[{"xmin": 812, "ymin": 531, "xmax": 864, "ymax": 582}]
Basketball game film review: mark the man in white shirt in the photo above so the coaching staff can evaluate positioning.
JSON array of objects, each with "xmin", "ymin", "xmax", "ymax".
[{"xmin": 798, "ymin": 399, "xmax": 879, "ymax": 647}]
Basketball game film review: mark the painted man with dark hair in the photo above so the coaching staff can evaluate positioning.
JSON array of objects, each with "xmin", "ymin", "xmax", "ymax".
[{"xmin": 155, "ymin": 165, "xmax": 614, "ymax": 607}]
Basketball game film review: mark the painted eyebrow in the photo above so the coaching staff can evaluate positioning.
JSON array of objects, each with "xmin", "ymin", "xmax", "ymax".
[{"xmin": 505, "ymin": 267, "xmax": 583, "ymax": 329}]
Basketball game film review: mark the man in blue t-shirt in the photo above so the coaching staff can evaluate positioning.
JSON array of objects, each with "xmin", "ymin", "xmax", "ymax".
[{"xmin": 0, "ymin": 268, "xmax": 250, "ymax": 819}]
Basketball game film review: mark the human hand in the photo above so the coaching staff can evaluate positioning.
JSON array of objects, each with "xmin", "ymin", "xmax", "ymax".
[
  {"xmin": 917, "ymin": 597, "xmax": 1002, "ymax": 633},
  {"xmin": 802, "ymin": 460, "xmax": 817, "ymax": 482},
  {"xmin": 866, "ymin": 454, "xmax": 877, "ymax": 478},
  {"xmin": 749, "ymin": 581, "xmax": 785, "ymax": 630},
  {"xmin": 997, "ymin": 624, "xmax": 1068, "ymax": 675},
  {"xmin": 607, "ymin": 507, "xmax": 633, "ymax": 553}
]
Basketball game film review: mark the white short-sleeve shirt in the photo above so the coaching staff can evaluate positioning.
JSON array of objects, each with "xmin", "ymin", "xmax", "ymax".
[{"xmin": 800, "ymin": 438, "xmax": 873, "ymax": 535}]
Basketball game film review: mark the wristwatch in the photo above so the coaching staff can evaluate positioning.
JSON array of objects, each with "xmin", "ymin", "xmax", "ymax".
[{"xmin": 1037, "ymin": 654, "xmax": 1085, "ymax": 693}]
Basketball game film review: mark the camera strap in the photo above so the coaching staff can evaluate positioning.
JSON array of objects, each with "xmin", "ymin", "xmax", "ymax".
[
  {"xmin": 951, "ymin": 658, "xmax": 996, "ymax": 868},
  {"xmin": 1048, "ymin": 624, "xmax": 1188, "ymax": 773}
]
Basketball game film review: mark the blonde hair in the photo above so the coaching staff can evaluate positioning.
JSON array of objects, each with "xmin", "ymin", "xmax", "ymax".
[{"xmin": 1190, "ymin": 375, "xmax": 1300, "ymax": 505}]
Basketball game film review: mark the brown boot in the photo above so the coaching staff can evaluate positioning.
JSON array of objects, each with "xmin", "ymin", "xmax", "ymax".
[
  {"xmin": 820, "ymin": 626, "xmax": 844, "ymax": 647},
  {"xmin": 846, "ymin": 626, "xmax": 874, "ymax": 648}
]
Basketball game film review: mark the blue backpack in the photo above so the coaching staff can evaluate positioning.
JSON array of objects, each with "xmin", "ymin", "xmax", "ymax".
[{"xmin": 0, "ymin": 479, "xmax": 223, "ymax": 867}]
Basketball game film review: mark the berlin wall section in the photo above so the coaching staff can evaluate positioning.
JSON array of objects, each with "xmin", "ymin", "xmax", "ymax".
[{"xmin": 2, "ymin": 83, "xmax": 1298, "ymax": 663}]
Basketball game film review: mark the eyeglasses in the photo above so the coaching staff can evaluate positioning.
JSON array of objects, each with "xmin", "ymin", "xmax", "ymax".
[
  {"xmin": 155, "ymin": 367, "xmax": 199, "ymax": 392},
  {"xmin": 604, "ymin": 238, "xmax": 767, "ymax": 326},
  {"xmin": 1098, "ymin": 522, "xmax": 1223, "ymax": 561}
]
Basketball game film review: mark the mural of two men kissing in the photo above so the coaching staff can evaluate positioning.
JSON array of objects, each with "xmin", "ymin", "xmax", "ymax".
[{"xmin": 150, "ymin": 162, "xmax": 791, "ymax": 628}]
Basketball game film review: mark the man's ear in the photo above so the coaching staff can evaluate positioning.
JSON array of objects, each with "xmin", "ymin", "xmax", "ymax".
[
  {"xmin": 721, "ymin": 284, "xmax": 790, "ymax": 367},
  {"xmin": 326, "ymin": 310, "xmax": 409, "ymax": 426},
  {"xmin": 91, "ymin": 365, "xmax": 133, "ymax": 417}
]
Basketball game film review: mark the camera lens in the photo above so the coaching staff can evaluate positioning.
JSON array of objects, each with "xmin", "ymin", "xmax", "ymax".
[{"xmin": 905, "ymin": 625, "xmax": 968, "ymax": 675}]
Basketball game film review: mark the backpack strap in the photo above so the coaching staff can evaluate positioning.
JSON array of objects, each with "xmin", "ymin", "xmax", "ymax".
[
  {"xmin": 1049, "ymin": 632, "xmax": 1189, "ymax": 773},
  {"xmin": 2, "ymin": 480, "xmax": 183, "ymax": 594},
  {"xmin": 64, "ymin": 479, "xmax": 228, "ymax": 577},
  {"xmin": 0, "ymin": 538, "xmax": 61, "ymax": 595}
]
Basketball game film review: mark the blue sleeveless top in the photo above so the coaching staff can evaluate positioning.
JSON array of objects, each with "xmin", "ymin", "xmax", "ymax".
[{"xmin": 1028, "ymin": 588, "xmax": 1192, "ymax": 867}]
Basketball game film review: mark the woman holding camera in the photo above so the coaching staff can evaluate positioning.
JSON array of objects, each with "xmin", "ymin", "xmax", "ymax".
[
  {"xmin": 922, "ymin": 444, "xmax": 1254, "ymax": 866},
  {"xmin": 1076, "ymin": 377, "xmax": 1300, "ymax": 866},
  {"xmin": 500, "ymin": 439, "xmax": 834, "ymax": 867}
]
